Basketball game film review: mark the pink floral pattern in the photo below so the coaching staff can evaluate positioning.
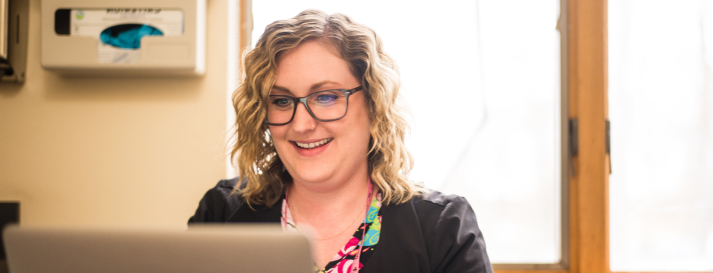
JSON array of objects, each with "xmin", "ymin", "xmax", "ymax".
[{"xmin": 281, "ymin": 192, "xmax": 383, "ymax": 273}]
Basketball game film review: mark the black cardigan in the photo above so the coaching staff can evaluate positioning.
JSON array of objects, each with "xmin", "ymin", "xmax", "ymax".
[{"xmin": 188, "ymin": 178, "xmax": 493, "ymax": 273}]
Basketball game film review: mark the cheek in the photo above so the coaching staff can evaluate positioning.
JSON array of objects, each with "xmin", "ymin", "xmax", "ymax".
[
  {"xmin": 268, "ymin": 126, "xmax": 285, "ymax": 139},
  {"xmin": 268, "ymin": 127, "xmax": 289, "ymax": 150},
  {"xmin": 360, "ymin": 123, "xmax": 373, "ymax": 152},
  {"xmin": 357, "ymin": 104, "xmax": 372, "ymax": 136},
  {"xmin": 350, "ymin": 110, "xmax": 373, "ymax": 151}
]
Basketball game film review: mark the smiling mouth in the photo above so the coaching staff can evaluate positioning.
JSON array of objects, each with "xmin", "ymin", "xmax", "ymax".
[{"xmin": 293, "ymin": 138, "xmax": 332, "ymax": 149}]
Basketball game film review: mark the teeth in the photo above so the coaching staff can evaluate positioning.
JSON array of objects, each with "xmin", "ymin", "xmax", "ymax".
[{"xmin": 296, "ymin": 138, "xmax": 331, "ymax": 149}]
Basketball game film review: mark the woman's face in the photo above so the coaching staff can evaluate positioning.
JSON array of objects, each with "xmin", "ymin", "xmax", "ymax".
[{"xmin": 269, "ymin": 40, "xmax": 372, "ymax": 188}]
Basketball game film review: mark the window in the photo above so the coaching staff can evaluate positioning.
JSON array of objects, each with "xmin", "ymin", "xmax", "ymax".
[
  {"xmin": 238, "ymin": 1, "xmax": 620, "ymax": 273},
  {"xmin": 609, "ymin": 0, "xmax": 713, "ymax": 271},
  {"xmin": 249, "ymin": 0, "xmax": 565, "ymax": 266}
]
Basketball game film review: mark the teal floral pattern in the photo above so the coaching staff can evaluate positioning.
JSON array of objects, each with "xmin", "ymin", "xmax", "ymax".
[{"xmin": 281, "ymin": 192, "xmax": 383, "ymax": 273}]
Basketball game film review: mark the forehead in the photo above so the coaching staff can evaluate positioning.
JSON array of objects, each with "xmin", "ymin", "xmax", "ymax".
[
  {"xmin": 276, "ymin": 38, "xmax": 341, "ymax": 63},
  {"xmin": 274, "ymin": 40, "xmax": 357, "ymax": 94}
]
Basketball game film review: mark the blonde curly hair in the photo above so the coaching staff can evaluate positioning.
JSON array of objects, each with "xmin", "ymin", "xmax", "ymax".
[{"xmin": 231, "ymin": 9, "xmax": 422, "ymax": 207}]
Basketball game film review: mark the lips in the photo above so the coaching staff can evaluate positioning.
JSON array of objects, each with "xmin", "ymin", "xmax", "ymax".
[{"xmin": 293, "ymin": 138, "xmax": 332, "ymax": 149}]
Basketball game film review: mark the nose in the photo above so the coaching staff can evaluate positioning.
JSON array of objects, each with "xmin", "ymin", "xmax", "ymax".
[{"xmin": 290, "ymin": 101, "xmax": 316, "ymax": 132}]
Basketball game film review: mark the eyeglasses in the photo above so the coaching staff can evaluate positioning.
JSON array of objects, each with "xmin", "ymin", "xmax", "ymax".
[{"xmin": 266, "ymin": 86, "xmax": 363, "ymax": 126}]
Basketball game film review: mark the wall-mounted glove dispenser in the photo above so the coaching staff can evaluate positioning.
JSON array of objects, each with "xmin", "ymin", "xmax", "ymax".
[{"xmin": 41, "ymin": 0, "xmax": 205, "ymax": 76}]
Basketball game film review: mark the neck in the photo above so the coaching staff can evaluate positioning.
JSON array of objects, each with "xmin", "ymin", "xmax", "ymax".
[{"xmin": 287, "ymin": 171, "xmax": 370, "ymax": 220}]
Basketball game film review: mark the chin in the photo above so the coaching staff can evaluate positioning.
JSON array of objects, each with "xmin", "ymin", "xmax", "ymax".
[{"xmin": 291, "ymin": 168, "xmax": 332, "ymax": 184}]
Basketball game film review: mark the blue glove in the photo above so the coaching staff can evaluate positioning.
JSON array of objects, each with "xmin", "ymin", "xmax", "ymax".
[{"xmin": 100, "ymin": 24, "xmax": 163, "ymax": 49}]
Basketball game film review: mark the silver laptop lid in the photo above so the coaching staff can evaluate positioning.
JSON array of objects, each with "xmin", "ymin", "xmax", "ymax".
[{"xmin": 3, "ymin": 224, "xmax": 313, "ymax": 273}]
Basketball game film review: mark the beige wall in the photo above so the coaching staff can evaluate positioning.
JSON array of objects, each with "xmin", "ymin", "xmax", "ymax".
[{"xmin": 0, "ymin": 0, "xmax": 232, "ymax": 227}]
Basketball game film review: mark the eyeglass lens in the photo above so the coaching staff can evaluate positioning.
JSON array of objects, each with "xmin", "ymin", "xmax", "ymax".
[{"xmin": 267, "ymin": 90, "xmax": 349, "ymax": 125}]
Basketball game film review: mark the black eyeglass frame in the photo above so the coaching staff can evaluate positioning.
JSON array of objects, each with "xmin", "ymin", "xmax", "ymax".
[{"xmin": 265, "ymin": 86, "xmax": 363, "ymax": 126}]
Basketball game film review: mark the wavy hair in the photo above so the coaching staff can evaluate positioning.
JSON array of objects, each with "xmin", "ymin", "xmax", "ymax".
[{"xmin": 231, "ymin": 9, "xmax": 422, "ymax": 207}]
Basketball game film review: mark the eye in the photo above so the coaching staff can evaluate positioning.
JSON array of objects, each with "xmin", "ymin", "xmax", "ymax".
[
  {"xmin": 271, "ymin": 97, "xmax": 293, "ymax": 108},
  {"xmin": 315, "ymin": 94, "xmax": 338, "ymax": 103}
]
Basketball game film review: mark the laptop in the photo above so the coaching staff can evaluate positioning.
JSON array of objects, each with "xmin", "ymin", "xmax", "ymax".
[{"xmin": 3, "ymin": 224, "xmax": 313, "ymax": 273}]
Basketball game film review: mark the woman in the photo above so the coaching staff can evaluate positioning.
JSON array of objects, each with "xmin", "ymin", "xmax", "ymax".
[{"xmin": 189, "ymin": 10, "xmax": 492, "ymax": 273}]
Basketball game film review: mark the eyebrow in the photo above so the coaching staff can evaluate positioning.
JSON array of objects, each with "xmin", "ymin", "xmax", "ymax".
[{"xmin": 271, "ymin": 81, "xmax": 341, "ymax": 96}]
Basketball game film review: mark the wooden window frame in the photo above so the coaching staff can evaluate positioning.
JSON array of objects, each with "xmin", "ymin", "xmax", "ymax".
[
  {"xmin": 497, "ymin": 0, "xmax": 608, "ymax": 272},
  {"xmin": 566, "ymin": 1, "xmax": 610, "ymax": 273},
  {"xmin": 500, "ymin": 1, "xmax": 713, "ymax": 273}
]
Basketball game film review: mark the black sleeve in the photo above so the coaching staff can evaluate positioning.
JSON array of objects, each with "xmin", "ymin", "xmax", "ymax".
[
  {"xmin": 187, "ymin": 178, "xmax": 242, "ymax": 223},
  {"xmin": 429, "ymin": 196, "xmax": 493, "ymax": 273}
]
